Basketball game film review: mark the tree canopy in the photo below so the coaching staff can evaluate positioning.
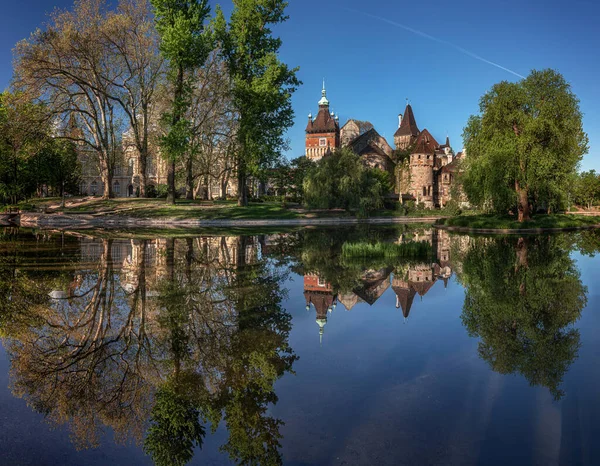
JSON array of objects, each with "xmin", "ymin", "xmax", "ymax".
[
  {"xmin": 303, "ymin": 148, "xmax": 392, "ymax": 216},
  {"xmin": 462, "ymin": 69, "xmax": 588, "ymax": 220},
  {"xmin": 215, "ymin": 0, "xmax": 299, "ymax": 206}
]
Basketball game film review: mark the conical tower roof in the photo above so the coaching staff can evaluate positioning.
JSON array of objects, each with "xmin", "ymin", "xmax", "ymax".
[{"xmin": 394, "ymin": 104, "xmax": 420, "ymax": 138}]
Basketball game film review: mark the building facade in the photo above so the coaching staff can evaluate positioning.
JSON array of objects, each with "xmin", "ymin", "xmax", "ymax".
[{"xmin": 305, "ymin": 87, "xmax": 464, "ymax": 208}]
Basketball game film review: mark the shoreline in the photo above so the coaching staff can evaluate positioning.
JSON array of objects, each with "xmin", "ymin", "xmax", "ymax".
[
  {"xmin": 14, "ymin": 213, "xmax": 444, "ymax": 230},
  {"xmin": 435, "ymin": 224, "xmax": 600, "ymax": 234}
]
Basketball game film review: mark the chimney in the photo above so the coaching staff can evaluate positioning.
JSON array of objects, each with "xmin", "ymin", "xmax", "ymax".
[{"xmin": 398, "ymin": 114, "xmax": 403, "ymax": 128}]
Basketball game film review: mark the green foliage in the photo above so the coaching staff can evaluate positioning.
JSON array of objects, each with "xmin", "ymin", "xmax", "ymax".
[
  {"xmin": 151, "ymin": 0, "xmax": 213, "ymax": 203},
  {"xmin": 303, "ymin": 148, "xmax": 392, "ymax": 216},
  {"xmin": 462, "ymin": 69, "xmax": 588, "ymax": 219},
  {"xmin": 457, "ymin": 236, "xmax": 587, "ymax": 400},
  {"xmin": 215, "ymin": 0, "xmax": 300, "ymax": 205},
  {"xmin": 0, "ymin": 92, "xmax": 81, "ymax": 204},
  {"xmin": 144, "ymin": 385, "xmax": 205, "ymax": 466},
  {"xmin": 572, "ymin": 170, "xmax": 600, "ymax": 209},
  {"xmin": 341, "ymin": 241, "xmax": 432, "ymax": 261}
]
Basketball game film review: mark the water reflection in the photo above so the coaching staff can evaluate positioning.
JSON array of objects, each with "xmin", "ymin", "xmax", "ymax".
[{"xmin": 0, "ymin": 226, "xmax": 598, "ymax": 464}]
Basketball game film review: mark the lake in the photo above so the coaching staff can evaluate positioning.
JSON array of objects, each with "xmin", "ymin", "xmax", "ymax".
[{"xmin": 1, "ymin": 225, "xmax": 600, "ymax": 466}]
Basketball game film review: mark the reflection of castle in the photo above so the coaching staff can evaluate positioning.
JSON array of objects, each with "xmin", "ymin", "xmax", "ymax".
[{"xmin": 304, "ymin": 229, "xmax": 460, "ymax": 340}]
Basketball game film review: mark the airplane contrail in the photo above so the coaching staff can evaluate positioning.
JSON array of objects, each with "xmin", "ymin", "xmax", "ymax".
[{"xmin": 343, "ymin": 7, "xmax": 525, "ymax": 79}]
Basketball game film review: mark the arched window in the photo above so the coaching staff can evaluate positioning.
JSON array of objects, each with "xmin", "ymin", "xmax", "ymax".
[
  {"xmin": 113, "ymin": 181, "xmax": 121, "ymax": 195},
  {"xmin": 423, "ymin": 186, "xmax": 427, "ymax": 196},
  {"xmin": 428, "ymin": 186, "xmax": 432, "ymax": 196}
]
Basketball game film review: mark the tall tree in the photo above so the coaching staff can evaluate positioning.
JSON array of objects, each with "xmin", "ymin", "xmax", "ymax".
[
  {"xmin": 103, "ymin": 0, "xmax": 165, "ymax": 198},
  {"xmin": 150, "ymin": 0, "xmax": 213, "ymax": 204},
  {"xmin": 462, "ymin": 69, "xmax": 588, "ymax": 221},
  {"xmin": 215, "ymin": 0, "xmax": 300, "ymax": 206},
  {"xmin": 14, "ymin": 0, "xmax": 127, "ymax": 199}
]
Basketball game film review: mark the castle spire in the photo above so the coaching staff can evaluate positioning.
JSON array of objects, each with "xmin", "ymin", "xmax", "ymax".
[{"xmin": 318, "ymin": 79, "xmax": 329, "ymax": 107}]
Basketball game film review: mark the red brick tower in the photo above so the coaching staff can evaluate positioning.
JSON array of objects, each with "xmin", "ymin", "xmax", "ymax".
[{"xmin": 305, "ymin": 81, "xmax": 340, "ymax": 161}]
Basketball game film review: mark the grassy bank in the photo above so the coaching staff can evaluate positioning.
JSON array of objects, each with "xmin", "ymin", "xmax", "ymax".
[
  {"xmin": 438, "ymin": 214, "xmax": 600, "ymax": 230},
  {"xmin": 8, "ymin": 197, "xmax": 447, "ymax": 221}
]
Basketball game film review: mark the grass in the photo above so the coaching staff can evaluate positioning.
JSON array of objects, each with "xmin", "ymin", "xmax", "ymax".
[
  {"xmin": 438, "ymin": 213, "xmax": 600, "ymax": 230},
  {"xmin": 12, "ymin": 196, "xmax": 450, "ymax": 221},
  {"xmin": 341, "ymin": 240, "xmax": 432, "ymax": 260}
]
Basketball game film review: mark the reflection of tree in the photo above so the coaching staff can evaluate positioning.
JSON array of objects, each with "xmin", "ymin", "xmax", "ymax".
[
  {"xmin": 457, "ymin": 236, "xmax": 587, "ymax": 400},
  {"xmin": 8, "ymin": 238, "xmax": 158, "ymax": 448},
  {"xmin": 2, "ymin": 233, "xmax": 297, "ymax": 464}
]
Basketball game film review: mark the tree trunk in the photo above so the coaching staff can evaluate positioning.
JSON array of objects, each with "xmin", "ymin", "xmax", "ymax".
[
  {"xmin": 138, "ymin": 150, "xmax": 147, "ymax": 198},
  {"xmin": 516, "ymin": 179, "xmax": 530, "ymax": 222},
  {"xmin": 237, "ymin": 160, "xmax": 247, "ymax": 207},
  {"xmin": 101, "ymin": 160, "xmax": 113, "ymax": 199},
  {"xmin": 167, "ymin": 65, "xmax": 185, "ymax": 206},
  {"xmin": 200, "ymin": 175, "xmax": 209, "ymax": 200},
  {"xmin": 185, "ymin": 157, "xmax": 194, "ymax": 200}
]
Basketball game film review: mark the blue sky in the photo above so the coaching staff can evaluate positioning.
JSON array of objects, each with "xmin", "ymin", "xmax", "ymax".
[{"xmin": 1, "ymin": 0, "xmax": 599, "ymax": 169}]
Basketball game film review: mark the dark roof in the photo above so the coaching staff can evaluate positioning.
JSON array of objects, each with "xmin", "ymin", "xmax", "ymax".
[
  {"xmin": 342, "ymin": 119, "xmax": 373, "ymax": 135},
  {"xmin": 410, "ymin": 279, "xmax": 436, "ymax": 297},
  {"xmin": 306, "ymin": 107, "xmax": 339, "ymax": 134},
  {"xmin": 304, "ymin": 290, "xmax": 335, "ymax": 317},
  {"xmin": 392, "ymin": 285, "xmax": 416, "ymax": 318},
  {"xmin": 358, "ymin": 143, "xmax": 388, "ymax": 158},
  {"xmin": 348, "ymin": 128, "xmax": 392, "ymax": 157},
  {"xmin": 394, "ymin": 104, "xmax": 419, "ymax": 138},
  {"xmin": 412, "ymin": 129, "xmax": 439, "ymax": 154},
  {"xmin": 440, "ymin": 158, "xmax": 460, "ymax": 173}
]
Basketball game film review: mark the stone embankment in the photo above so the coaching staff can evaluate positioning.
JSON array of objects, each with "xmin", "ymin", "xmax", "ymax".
[{"xmin": 17, "ymin": 213, "xmax": 443, "ymax": 229}]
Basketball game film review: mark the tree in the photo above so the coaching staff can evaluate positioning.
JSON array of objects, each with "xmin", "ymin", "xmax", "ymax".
[
  {"xmin": 150, "ymin": 0, "xmax": 213, "ymax": 204},
  {"xmin": 103, "ymin": 0, "xmax": 165, "ymax": 198},
  {"xmin": 215, "ymin": 0, "xmax": 300, "ymax": 207},
  {"xmin": 462, "ymin": 69, "xmax": 588, "ymax": 221},
  {"xmin": 0, "ymin": 92, "xmax": 49, "ymax": 204},
  {"xmin": 574, "ymin": 170, "xmax": 600, "ymax": 210},
  {"xmin": 304, "ymin": 148, "xmax": 391, "ymax": 216},
  {"xmin": 14, "ymin": 0, "xmax": 129, "ymax": 199}
]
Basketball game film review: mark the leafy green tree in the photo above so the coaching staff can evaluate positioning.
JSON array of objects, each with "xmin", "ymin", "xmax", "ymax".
[
  {"xmin": 304, "ymin": 148, "xmax": 391, "ymax": 216},
  {"xmin": 288, "ymin": 156, "xmax": 314, "ymax": 202},
  {"xmin": 457, "ymin": 235, "xmax": 587, "ymax": 400},
  {"xmin": 574, "ymin": 170, "xmax": 600, "ymax": 209},
  {"xmin": 150, "ymin": 0, "xmax": 213, "ymax": 204},
  {"xmin": 462, "ymin": 69, "xmax": 588, "ymax": 221},
  {"xmin": 215, "ymin": 0, "xmax": 300, "ymax": 207},
  {"xmin": 0, "ymin": 92, "xmax": 49, "ymax": 204}
]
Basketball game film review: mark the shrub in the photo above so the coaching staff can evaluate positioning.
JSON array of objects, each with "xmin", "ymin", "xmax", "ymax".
[{"xmin": 145, "ymin": 184, "xmax": 157, "ymax": 198}]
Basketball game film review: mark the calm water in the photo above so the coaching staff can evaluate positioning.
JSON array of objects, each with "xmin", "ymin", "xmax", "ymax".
[{"xmin": 1, "ymin": 226, "xmax": 600, "ymax": 466}]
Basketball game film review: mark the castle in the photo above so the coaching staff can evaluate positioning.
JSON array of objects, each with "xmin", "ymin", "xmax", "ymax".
[{"xmin": 305, "ymin": 84, "xmax": 464, "ymax": 208}]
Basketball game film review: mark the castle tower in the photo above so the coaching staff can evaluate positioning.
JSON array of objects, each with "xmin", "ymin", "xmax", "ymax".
[
  {"xmin": 394, "ymin": 103, "xmax": 420, "ymax": 150},
  {"xmin": 409, "ymin": 129, "xmax": 438, "ymax": 208},
  {"xmin": 305, "ymin": 81, "xmax": 340, "ymax": 161}
]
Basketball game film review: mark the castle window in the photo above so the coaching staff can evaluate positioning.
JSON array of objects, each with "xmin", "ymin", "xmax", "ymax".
[
  {"xmin": 426, "ymin": 155, "xmax": 430, "ymax": 160},
  {"xmin": 418, "ymin": 154, "xmax": 421, "ymax": 160},
  {"xmin": 113, "ymin": 181, "xmax": 120, "ymax": 195},
  {"xmin": 423, "ymin": 186, "xmax": 427, "ymax": 196},
  {"xmin": 319, "ymin": 138, "xmax": 327, "ymax": 147}
]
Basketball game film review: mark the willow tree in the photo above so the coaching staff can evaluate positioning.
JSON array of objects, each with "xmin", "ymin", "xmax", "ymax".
[
  {"xmin": 150, "ymin": 0, "xmax": 213, "ymax": 204},
  {"xmin": 462, "ymin": 69, "xmax": 588, "ymax": 221},
  {"xmin": 215, "ymin": 0, "xmax": 299, "ymax": 206}
]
